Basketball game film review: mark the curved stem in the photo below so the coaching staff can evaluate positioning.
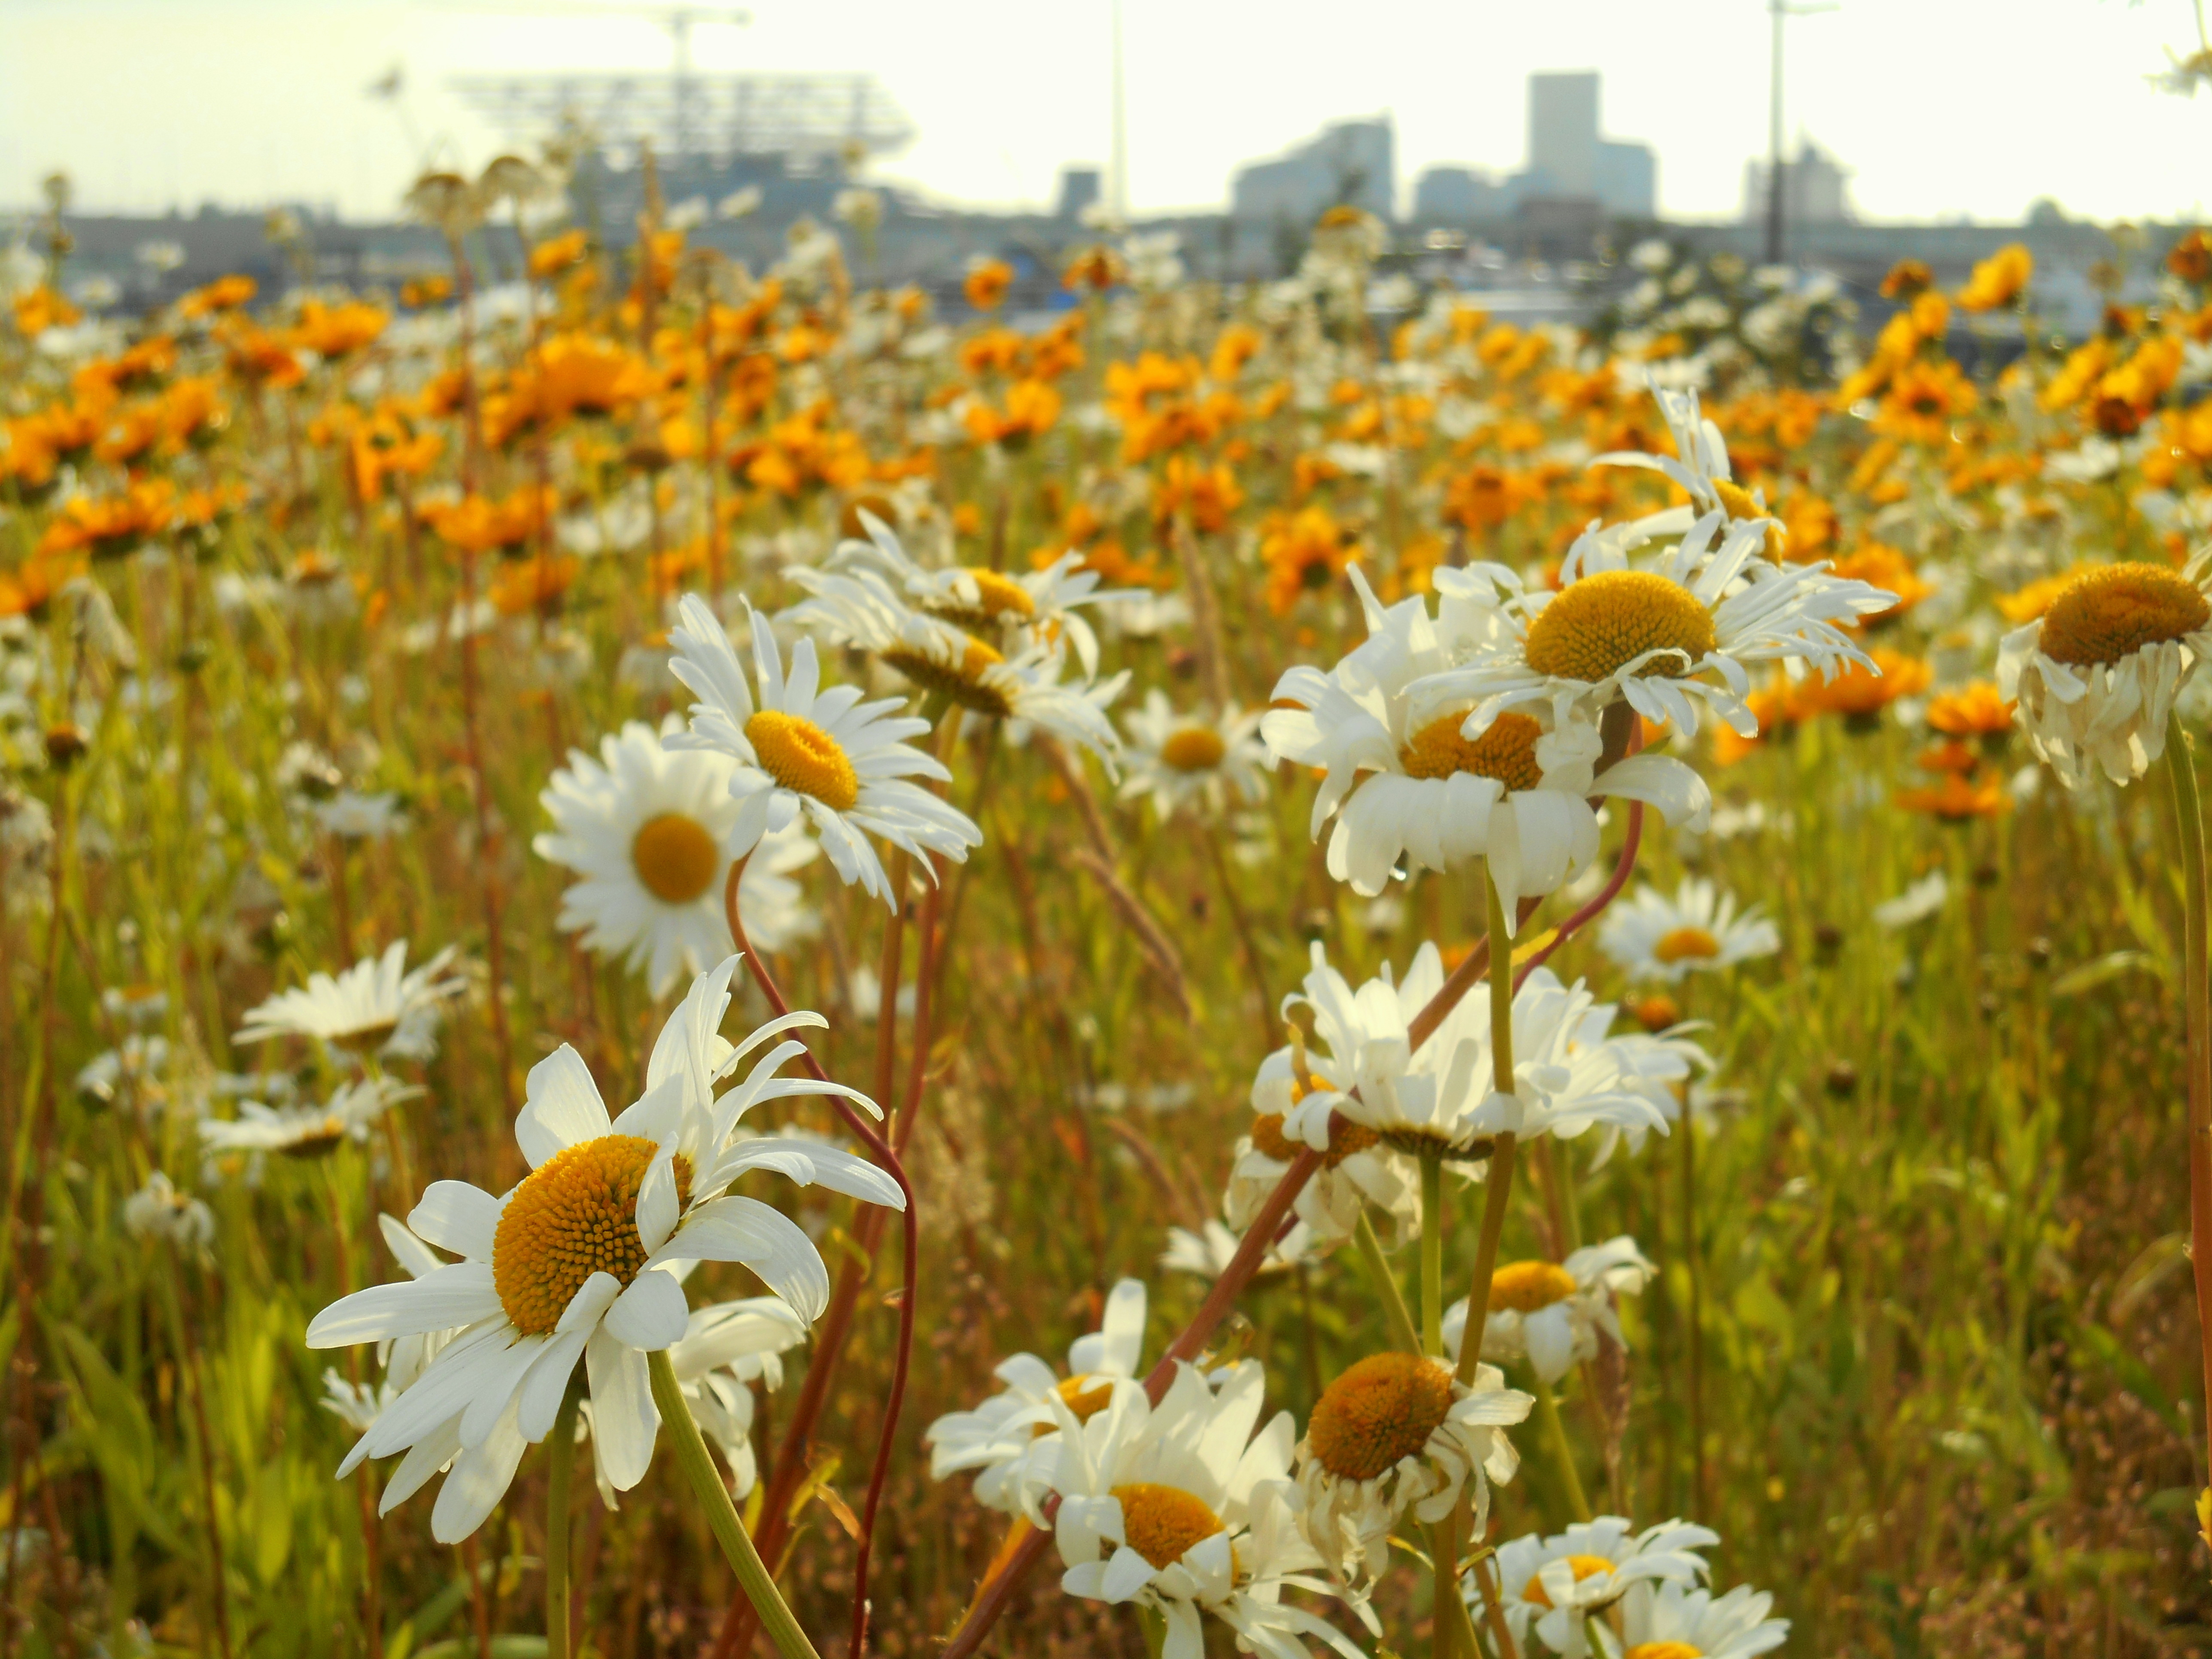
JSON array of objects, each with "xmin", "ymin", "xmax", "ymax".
[
  {"xmin": 2162, "ymin": 710, "xmax": 2212, "ymax": 1490},
  {"xmin": 648, "ymin": 1350, "xmax": 821, "ymax": 1659},
  {"xmin": 1354, "ymin": 1208, "xmax": 1419, "ymax": 1355},
  {"xmin": 1530, "ymin": 1371, "xmax": 1592, "ymax": 1523},
  {"xmin": 545, "ymin": 1390, "xmax": 580, "ymax": 1659},
  {"xmin": 1420, "ymin": 1153, "xmax": 1445, "ymax": 1358}
]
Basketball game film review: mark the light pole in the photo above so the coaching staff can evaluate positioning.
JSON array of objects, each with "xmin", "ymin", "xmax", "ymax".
[{"xmin": 1765, "ymin": 0, "xmax": 1837, "ymax": 266}]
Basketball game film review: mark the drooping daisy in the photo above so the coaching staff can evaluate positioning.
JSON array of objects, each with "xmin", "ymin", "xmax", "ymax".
[
  {"xmin": 1226, "ymin": 1047, "xmax": 1417, "ymax": 1246},
  {"xmin": 1590, "ymin": 386, "xmax": 1778, "ymax": 544},
  {"xmin": 535, "ymin": 715, "xmax": 817, "ymax": 997},
  {"xmin": 665, "ymin": 594, "xmax": 982, "ymax": 907},
  {"xmin": 1478, "ymin": 1516, "xmax": 1718, "ymax": 1657},
  {"xmin": 1598, "ymin": 878, "xmax": 1780, "ymax": 984},
  {"xmin": 307, "ymin": 957, "xmax": 902, "ymax": 1543},
  {"xmin": 1160, "ymin": 1218, "xmax": 1316, "ymax": 1282},
  {"xmin": 316, "ymin": 790, "xmax": 406, "ymax": 841},
  {"xmin": 837, "ymin": 511, "xmax": 1130, "ymax": 677},
  {"xmin": 1294, "ymin": 1349, "xmax": 1531, "ymax": 1584},
  {"xmin": 1996, "ymin": 554, "xmax": 2212, "ymax": 787},
  {"xmin": 1263, "ymin": 568, "xmax": 1708, "ymax": 912},
  {"xmin": 1443, "ymin": 1237, "xmax": 1657, "ymax": 1386},
  {"xmin": 234, "ymin": 940, "xmax": 465, "ymax": 1062},
  {"xmin": 782, "ymin": 562, "xmax": 1123, "ymax": 763},
  {"xmin": 1598, "ymin": 1578, "xmax": 1791, "ymax": 1659},
  {"xmin": 1415, "ymin": 504, "xmax": 1895, "ymax": 743},
  {"xmin": 1049, "ymin": 1359, "xmax": 1371, "ymax": 1659},
  {"xmin": 122, "ymin": 1170, "xmax": 214, "ymax": 1250},
  {"xmin": 1274, "ymin": 944, "xmax": 1673, "ymax": 1166},
  {"xmin": 927, "ymin": 1278, "xmax": 1148, "ymax": 1514},
  {"xmin": 199, "ymin": 1076, "xmax": 416, "ymax": 1161},
  {"xmin": 1117, "ymin": 692, "xmax": 1270, "ymax": 822}
]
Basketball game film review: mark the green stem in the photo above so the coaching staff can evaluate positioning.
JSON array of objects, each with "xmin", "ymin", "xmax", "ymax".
[
  {"xmin": 1420, "ymin": 1153, "xmax": 1446, "ymax": 1358},
  {"xmin": 1531, "ymin": 1371, "xmax": 1592, "ymax": 1523},
  {"xmin": 1456, "ymin": 871, "xmax": 1522, "ymax": 1388},
  {"xmin": 2162, "ymin": 711, "xmax": 2212, "ymax": 1489},
  {"xmin": 1354, "ymin": 1208, "xmax": 1420, "ymax": 1355},
  {"xmin": 545, "ymin": 1390, "xmax": 579, "ymax": 1659},
  {"xmin": 647, "ymin": 1350, "xmax": 821, "ymax": 1659}
]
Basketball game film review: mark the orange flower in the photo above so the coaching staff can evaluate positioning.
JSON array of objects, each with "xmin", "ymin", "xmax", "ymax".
[
  {"xmin": 486, "ymin": 334, "xmax": 657, "ymax": 446},
  {"xmin": 420, "ymin": 486, "xmax": 554, "ymax": 556},
  {"xmin": 37, "ymin": 477, "xmax": 176, "ymax": 560},
  {"xmin": 2169, "ymin": 229, "xmax": 2212, "ymax": 285},
  {"xmin": 1993, "ymin": 564, "xmax": 2095, "ymax": 625},
  {"xmin": 1793, "ymin": 647, "xmax": 1932, "ymax": 723},
  {"xmin": 1925, "ymin": 680, "xmax": 2014, "ymax": 741},
  {"xmin": 964, "ymin": 379, "xmax": 1061, "ymax": 449},
  {"xmin": 1152, "ymin": 455, "xmax": 1244, "ymax": 534},
  {"xmin": 12, "ymin": 286, "xmax": 80, "ymax": 336},
  {"xmin": 529, "ymin": 229, "xmax": 589, "ymax": 280},
  {"xmin": 0, "ymin": 552, "xmax": 85, "ymax": 620},
  {"xmin": 350, "ymin": 410, "xmax": 443, "ymax": 500},
  {"xmin": 1872, "ymin": 359, "xmax": 1977, "ymax": 444},
  {"xmin": 1880, "ymin": 259, "xmax": 1933, "ymax": 300},
  {"xmin": 179, "ymin": 274, "xmax": 256, "ymax": 319},
  {"xmin": 219, "ymin": 319, "xmax": 303, "ymax": 388},
  {"xmin": 1777, "ymin": 492, "xmax": 1837, "ymax": 562},
  {"xmin": 489, "ymin": 552, "xmax": 580, "ymax": 617},
  {"xmin": 1914, "ymin": 739, "xmax": 1980, "ymax": 776},
  {"xmin": 1062, "ymin": 246, "xmax": 1126, "ymax": 292},
  {"xmin": 400, "ymin": 274, "xmax": 454, "ymax": 309},
  {"xmin": 1830, "ymin": 543, "xmax": 1933, "ymax": 625},
  {"xmin": 1260, "ymin": 506, "xmax": 1360, "ymax": 614},
  {"xmin": 1956, "ymin": 243, "xmax": 2033, "ymax": 313},
  {"xmin": 1444, "ymin": 464, "xmax": 1530, "ymax": 532},
  {"xmin": 293, "ymin": 298, "xmax": 390, "ymax": 359},
  {"xmin": 1209, "ymin": 324, "xmax": 1264, "ymax": 383},
  {"xmin": 964, "ymin": 258, "xmax": 1015, "ymax": 311},
  {"xmin": 161, "ymin": 377, "xmax": 228, "ymax": 451},
  {"xmin": 1897, "ymin": 771, "xmax": 2008, "ymax": 820}
]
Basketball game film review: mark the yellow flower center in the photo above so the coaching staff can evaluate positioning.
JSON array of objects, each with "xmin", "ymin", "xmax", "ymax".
[
  {"xmin": 1523, "ymin": 1554, "xmax": 1621, "ymax": 1609},
  {"xmin": 1250, "ymin": 1104, "xmax": 1378, "ymax": 1168},
  {"xmin": 1400, "ymin": 710, "xmax": 1545, "ymax": 792},
  {"xmin": 1110, "ymin": 1483, "xmax": 1224, "ymax": 1570},
  {"xmin": 744, "ymin": 709, "xmax": 860, "ymax": 813},
  {"xmin": 883, "ymin": 633, "xmax": 1013, "ymax": 717},
  {"xmin": 1307, "ymin": 1352, "xmax": 1455, "ymax": 1481},
  {"xmin": 2037, "ymin": 562, "xmax": 2210, "ymax": 668},
  {"xmin": 1653, "ymin": 925, "xmax": 1723, "ymax": 965},
  {"xmin": 1523, "ymin": 571, "xmax": 1720, "ymax": 684},
  {"xmin": 1623, "ymin": 1646, "xmax": 1703, "ymax": 1659},
  {"xmin": 629, "ymin": 812, "xmax": 722, "ymax": 904},
  {"xmin": 965, "ymin": 568, "xmax": 1035, "ymax": 618},
  {"xmin": 1489, "ymin": 1260, "xmax": 1578, "ymax": 1314},
  {"xmin": 1054, "ymin": 1374, "xmax": 1115, "ymax": 1423},
  {"xmin": 1161, "ymin": 726, "xmax": 1228, "ymax": 772},
  {"xmin": 492, "ymin": 1136, "xmax": 693, "ymax": 1336}
]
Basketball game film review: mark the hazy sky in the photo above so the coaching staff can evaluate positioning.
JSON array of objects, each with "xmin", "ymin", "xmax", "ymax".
[{"xmin": 3, "ymin": 0, "xmax": 2209, "ymax": 226}]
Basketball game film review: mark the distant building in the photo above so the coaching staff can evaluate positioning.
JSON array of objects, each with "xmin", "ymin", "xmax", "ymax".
[
  {"xmin": 1742, "ymin": 139, "xmax": 1853, "ymax": 226},
  {"xmin": 1594, "ymin": 140, "xmax": 1656, "ymax": 220},
  {"xmin": 1527, "ymin": 72, "xmax": 1600, "ymax": 198},
  {"xmin": 1231, "ymin": 117, "xmax": 1394, "ymax": 224},
  {"xmin": 1412, "ymin": 166, "xmax": 1508, "ymax": 222},
  {"xmin": 1056, "ymin": 167, "xmax": 1101, "ymax": 222},
  {"xmin": 1414, "ymin": 72, "xmax": 1653, "ymax": 226}
]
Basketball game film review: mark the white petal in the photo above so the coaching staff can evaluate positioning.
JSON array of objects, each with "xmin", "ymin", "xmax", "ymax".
[
  {"xmin": 516, "ymin": 1046, "xmax": 611, "ymax": 1168},
  {"xmin": 604, "ymin": 1268, "xmax": 690, "ymax": 1351},
  {"xmin": 406, "ymin": 1181, "xmax": 501, "ymax": 1262},
  {"xmin": 586, "ymin": 1331, "xmax": 659, "ymax": 1491},
  {"xmin": 306, "ymin": 1262, "xmax": 501, "ymax": 1348}
]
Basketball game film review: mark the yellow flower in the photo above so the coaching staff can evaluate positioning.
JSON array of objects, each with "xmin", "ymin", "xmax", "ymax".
[{"xmin": 1956, "ymin": 243, "xmax": 2033, "ymax": 312}]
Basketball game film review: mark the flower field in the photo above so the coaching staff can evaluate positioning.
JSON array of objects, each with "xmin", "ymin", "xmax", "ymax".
[{"xmin": 4, "ymin": 167, "xmax": 2212, "ymax": 1659}]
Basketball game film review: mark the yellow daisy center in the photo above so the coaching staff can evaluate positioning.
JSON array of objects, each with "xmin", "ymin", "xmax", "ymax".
[
  {"xmin": 1161, "ymin": 726, "xmax": 1228, "ymax": 772},
  {"xmin": 1653, "ymin": 925, "xmax": 1723, "ymax": 965},
  {"xmin": 1250, "ymin": 1105, "xmax": 1378, "ymax": 1168},
  {"xmin": 744, "ymin": 709, "xmax": 860, "ymax": 813},
  {"xmin": 964, "ymin": 568, "xmax": 1036, "ymax": 618},
  {"xmin": 1400, "ymin": 710, "xmax": 1545, "ymax": 791},
  {"xmin": 1523, "ymin": 571, "xmax": 1719, "ymax": 685},
  {"xmin": 332, "ymin": 1019, "xmax": 400, "ymax": 1056},
  {"xmin": 630, "ymin": 812, "xmax": 722, "ymax": 904},
  {"xmin": 883, "ymin": 634, "xmax": 1014, "ymax": 718},
  {"xmin": 1523, "ymin": 1554, "xmax": 1621, "ymax": 1609},
  {"xmin": 2037, "ymin": 562, "xmax": 2210, "ymax": 668},
  {"xmin": 1054, "ymin": 1374, "xmax": 1115, "ymax": 1423},
  {"xmin": 1110, "ymin": 1483, "xmax": 1224, "ymax": 1569},
  {"xmin": 1623, "ymin": 1646, "xmax": 1703, "ymax": 1659},
  {"xmin": 492, "ymin": 1136, "xmax": 693, "ymax": 1337},
  {"xmin": 1307, "ymin": 1352, "xmax": 1455, "ymax": 1481},
  {"xmin": 1489, "ymin": 1260, "xmax": 1578, "ymax": 1314}
]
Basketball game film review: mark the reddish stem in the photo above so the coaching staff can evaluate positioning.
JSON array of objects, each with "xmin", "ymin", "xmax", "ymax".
[{"xmin": 1510, "ymin": 802, "xmax": 1645, "ymax": 991}]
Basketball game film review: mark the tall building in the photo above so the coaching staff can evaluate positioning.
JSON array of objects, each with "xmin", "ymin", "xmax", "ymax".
[
  {"xmin": 1056, "ymin": 167, "xmax": 1101, "ymax": 222},
  {"xmin": 1528, "ymin": 72, "xmax": 1599, "ymax": 199},
  {"xmin": 1741, "ymin": 139, "xmax": 1853, "ymax": 226},
  {"xmin": 1412, "ymin": 166, "xmax": 1508, "ymax": 222},
  {"xmin": 1230, "ymin": 117, "xmax": 1395, "ymax": 224},
  {"xmin": 1411, "ymin": 72, "xmax": 1654, "ymax": 225}
]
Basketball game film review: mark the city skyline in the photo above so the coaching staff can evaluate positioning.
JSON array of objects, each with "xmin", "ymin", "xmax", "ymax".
[{"xmin": 3, "ymin": 0, "xmax": 2210, "ymax": 226}]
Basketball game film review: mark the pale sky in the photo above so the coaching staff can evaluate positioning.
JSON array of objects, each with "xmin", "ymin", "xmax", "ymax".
[{"xmin": 1, "ymin": 0, "xmax": 2208, "ymax": 226}]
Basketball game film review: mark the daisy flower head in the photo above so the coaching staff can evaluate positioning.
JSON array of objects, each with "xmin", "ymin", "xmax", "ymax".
[
  {"xmin": 926, "ymin": 1278, "xmax": 1149, "ymax": 1515},
  {"xmin": 664, "ymin": 593, "xmax": 982, "ymax": 907},
  {"xmin": 837, "ymin": 509, "xmax": 1130, "ymax": 677},
  {"xmin": 306, "ymin": 957, "xmax": 901, "ymax": 1543},
  {"xmin": 122, "ymin": 1170, "xmax": 214, "ymax": 1251},
  {"xmin": 199, "ymin": 1076, "xmax": 418, "ymax": 1162},
  {"xmin": 1118, "ymin": 692, "xmax": 1270, "ymax": 822},
  {"xmin": 1050, "ymin": 1359, "xmax": 1370, "ymax": 1659},
  {"xmin": 1262, "ymin": 567, "xmax": 1709, "ymax": 915},
  {"xmin": 1601, "ymin": 1577, "xmax": 1791, "ymax": 1659},
  {"xmin": 535, "ymin": 714, "xmax": 817, "ymax": 997},
  {"xmin": 1294, "ymin": 1349, "xmax": 1531, "ymax": 1585},
  {"xmin": 1160, "ymin": 1218, "xmax": 1317, "ymax": 1282},
  {"xmin": 1590, "ymin": 386, "xmax": 1778, "ymax": 546},
  {"xmin": 234, "ymin": 939, "xmax": 464, "ymax": 1062},
  {"xmin": 1227, "ymin": 1042, "xmax": 1417, "ymax": 1246},
  {"xmin": 1996, "ymin": 553, "xmax": 2212, "ymax": 787},
  {"xmin": 781, "ymin": 561, "xmax": 1124, "ymax": 764},
  {"xmin": 1598, "ymin": 878, "xmax": 1780, "ymax": 984},
  {"xmin": 1444, "ymin": 1237, "xmax": 1657, "ymax": 1385},
  {"xmin": 1415, "ymin": 503, "xmax": 1895, "ymax": 746},
  {"xmin": 1480, "ymin": 1516, "xmax": 1718, "ymax": 1657}
]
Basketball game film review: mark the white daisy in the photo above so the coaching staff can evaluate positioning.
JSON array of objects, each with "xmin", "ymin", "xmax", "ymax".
[
  {"xmin": 1050, "ymin": 1359, "xmax": 1370, "ymax": 1659},
  {"xmin": 781, "ymin": 562, "xmax": 1124, "ymax": 763},
  {"xmin": 1413, "ymin": 504, "xmax": 1893, "ymax": 743},
  {"xmin": 1589, "ymin": 386, "xmax": 1772, "ymax": 533},
  {"xmin": 1996, "ymin": 554, "xmax": 2212, "ymax": 787},
  {"xmin": 306, "ymin": 957, "xmax": 902, "ymax": 1543},
  {"xmin": 1261, "ymin": 568, "xmax": 1708, "ymax": 913},
  {"xmin": 198, "ymin": 1076, "xmax": 417, "ymax": 1161},
  {"xmin": 927, "ymin": 1278, "xmax": 1148, "ymax": 1514},
  {"xmin": 665, "ymin": 593, "xmax": 982, "ymax": 907},
  {"xmin": 234, "ymin": 940, "xmax": 465, "ymax": 1062},
  {"xmin": 1293, "ymin": 1350, "xmax": 1531, "ymax": 1585},
  {"xmin": 534, "ymin": 715, "xmax": 817, "ymax": 997},
  {"xmin": 1479, "ymin": 1516, "xmax": 1718, "ymax": 1658},
  {"xmin": 1117, "ymin": 692, "xmax": 1270, "ymax": 822},
  {"xmin": 1595, "ymin": 1578, "xmax": 1790, "ymax": 1659},
  {"xmin": 1443, "ymin": 1237, "xmax": 1657, "ymax": 1386},
  {"xmin": 122, "ymin": 1171, "xmax": 214, "ymax": 1250},
  {"xmin": 1160, "ymin": 1219, "xmax": 1316, "ymax": 1282},
  {"xmin": 316, "ymin": 790, "xmax": 406, "ymax": 841},
  {"xmin": 1598, "ymin": 878, "xmax": 1780, "ymax": 984},
  {"xmin": 1226, "ymin": 1049, "xmax": 1417, "ymax": 1246}
]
